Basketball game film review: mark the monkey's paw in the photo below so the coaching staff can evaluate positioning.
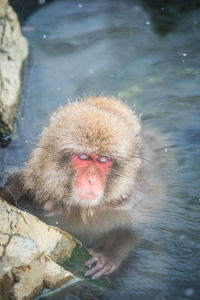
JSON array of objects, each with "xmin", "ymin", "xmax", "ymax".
[{"xmin": 84, "ymin": 250, "xmax": 118, "ymax": 280}]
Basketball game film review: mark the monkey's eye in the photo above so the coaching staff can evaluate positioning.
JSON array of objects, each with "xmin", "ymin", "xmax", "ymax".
[
  {"xmin": 78, "ymin": 153, "xmax": 90, "ymax": 160},
  {"xmin": 97, "ymin": 156, "xmax": 109, "ymax": 163}
]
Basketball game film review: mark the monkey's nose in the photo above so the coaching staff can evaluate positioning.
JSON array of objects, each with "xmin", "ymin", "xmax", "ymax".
[{"xmin": 88, "ymin": 176, "xmax": 96, "ymax": 185}]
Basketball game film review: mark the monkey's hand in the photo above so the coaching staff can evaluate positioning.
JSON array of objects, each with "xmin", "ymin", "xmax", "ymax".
[
  {"xmin": 84, "ymin": 229, "xmax": 135, "ymax": 279},
  {"xmin": 85, "ymin": 249, "xmax": 118, "ymax": 280}
]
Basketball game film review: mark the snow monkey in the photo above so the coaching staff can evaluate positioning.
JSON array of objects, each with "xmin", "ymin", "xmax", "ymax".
[{"xmin": 1, "ymin": 96, "xmax": 162, "ymax": 279}]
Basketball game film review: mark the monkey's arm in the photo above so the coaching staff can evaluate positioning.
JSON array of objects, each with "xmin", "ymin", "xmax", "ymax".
[{"xmin": 85, "ymin": 228, "xmax": 135, "ymax": 279}]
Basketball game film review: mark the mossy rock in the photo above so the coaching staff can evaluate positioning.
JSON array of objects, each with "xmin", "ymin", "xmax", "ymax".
[
  {"xmin": 38, "ymin": 243, "xmax": 110, "ymax": 299},
  {"xmin": 63, "ymin": 243, "xmax": 110, "ymax": 288}
]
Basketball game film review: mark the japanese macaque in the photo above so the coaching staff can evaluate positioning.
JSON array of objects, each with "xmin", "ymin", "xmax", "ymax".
[{"xmin": 0, "ymin": 96, "xmax": 162, "ymax": 279}]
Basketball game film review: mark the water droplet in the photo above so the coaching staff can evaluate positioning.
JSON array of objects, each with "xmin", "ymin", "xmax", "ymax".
[
  {"xmin": 56, "ymin": 221, "xmax": 59, "ymax": 225},
  {"xmin": 25, "ymin": 140, "xmax": 28, "ymax": 144},
  {"xmin": 43, "ymin": 34, "xmax": 46, "ymax": 39},
  {"xmin": 161, "ymin": 7, "xmax": 165, "ymax": 11},
  {"xmin": 179, "ymin": 234, "xmax": 185, "ymax": 240},
  {"xmin": 164, "ymin": 148, "xmax": 168, "ymax": 153},
  {"xmin": 184, "ymin": 288, "xmax": 194, "ymax": 297},
  {"xmin": 78, "ymin": 4, "xmax": 82, "ymax": 8},
  {"xmin": 194, "ymin": 20, "xmax": 198, "ymax": 24},
  {"xmin": 146, "ymin": 21, "xmax": 150, "ymax": 25},
  {"xmin": 182, "ymin": 52, "xmax": 187, "ymax": 57}
]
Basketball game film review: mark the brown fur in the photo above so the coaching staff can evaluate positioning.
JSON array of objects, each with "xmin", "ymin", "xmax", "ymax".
[{"xmin": 1, "ymin": 96, "xmax": 162, "ymax": 279}]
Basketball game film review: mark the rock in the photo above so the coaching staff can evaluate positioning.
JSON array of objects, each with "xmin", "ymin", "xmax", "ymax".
[
  {"xmin": 0, "ymin": 198, "xmax": 81, "ymax": 300},
  {"xmin": 0, "ymin": 0, "xmax": 28, "ymax": 144}
]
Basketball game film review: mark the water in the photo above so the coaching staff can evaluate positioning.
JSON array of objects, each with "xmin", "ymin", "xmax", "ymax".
[{"xmin": 1, "ymin": 0, "xmax": 200, "ymax": 299}]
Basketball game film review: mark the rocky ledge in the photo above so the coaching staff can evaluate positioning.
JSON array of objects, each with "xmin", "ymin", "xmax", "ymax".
[
  {"xmin": 0, "ymin": 0, "xmax": 28, "ymax": 146},
  {"xmin": 0, "ymin": 199, "xmax": 81, "ymax": 300}
]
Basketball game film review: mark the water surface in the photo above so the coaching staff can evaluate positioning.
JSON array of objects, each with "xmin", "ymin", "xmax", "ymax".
[{"xmin": 1, "ymin": 1, "xmax": 200, "ymax": 299}]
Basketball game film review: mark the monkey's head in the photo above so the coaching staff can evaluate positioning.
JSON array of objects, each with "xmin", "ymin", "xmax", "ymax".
[{"xmin": 24, "ymin": 97, "xmax": 142, "ymax": 211}]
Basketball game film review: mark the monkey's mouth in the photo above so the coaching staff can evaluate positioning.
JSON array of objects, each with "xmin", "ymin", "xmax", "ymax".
[{"xmin": 75, "ymin": 189, "xmax": 102, "ymax": 201}]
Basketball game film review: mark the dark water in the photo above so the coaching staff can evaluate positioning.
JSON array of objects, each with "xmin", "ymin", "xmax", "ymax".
[{"xmin": 2, "ymin": 0, "xmax": 200, "ymax": 299}]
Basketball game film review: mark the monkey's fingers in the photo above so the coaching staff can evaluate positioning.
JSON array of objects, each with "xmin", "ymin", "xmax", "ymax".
[
  {"xmin": 91, "ymin": 264, "xmax": 117, "ymax": 280},
  {"xmin": 104, "ymin": 264, "xmax": 118, "ymax": 275},
  {"xmin": 85, "ymin": 256, "xmax": 98, "ymax": 267},
  {"xmin": 85, "ymin": 261, "xmax": 104, "ymax": 277}
]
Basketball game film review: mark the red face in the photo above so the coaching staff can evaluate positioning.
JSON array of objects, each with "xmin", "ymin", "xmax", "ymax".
[{"xmin": 72, "ymin": 153, "xmax": 113, "ymax": 203}]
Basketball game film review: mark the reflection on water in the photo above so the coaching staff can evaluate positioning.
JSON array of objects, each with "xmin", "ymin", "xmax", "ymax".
[{"xmin": 2, "ymin": 0, "xmax": 200, "ymax": 299}]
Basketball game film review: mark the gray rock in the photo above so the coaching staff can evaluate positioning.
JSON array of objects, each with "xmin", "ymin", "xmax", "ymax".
[{"xmin": 0, "ymin": 0, "xmax": 28, "ymax": 132}]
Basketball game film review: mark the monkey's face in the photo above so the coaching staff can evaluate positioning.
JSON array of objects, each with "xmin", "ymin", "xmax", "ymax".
[{"xmin": 71, "ymin": 152, "xmax": 113, "ymax": 207}]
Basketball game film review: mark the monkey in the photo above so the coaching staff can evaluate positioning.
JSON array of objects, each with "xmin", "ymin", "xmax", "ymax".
[{"xmin": 0, "ymin": 96, "xmax": 164, "ymax": 280}]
